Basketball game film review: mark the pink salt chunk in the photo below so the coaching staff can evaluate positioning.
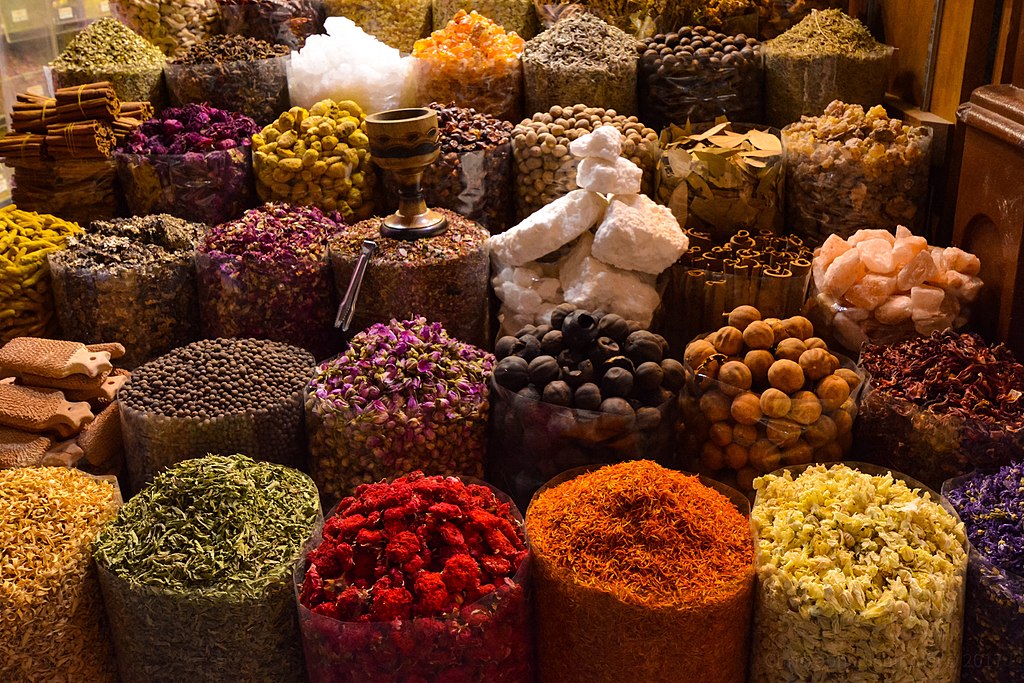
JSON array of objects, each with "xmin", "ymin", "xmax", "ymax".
[
  {"xmin": 817, "ymin": 234, "xmax": 852, "ymax": 270},
  {"xmin": 856, "ymin": 238, "xmax": 895, "ymax": 274},
  {"xmin": 895, "ymin": 225, "xmax": 914, "ymax": 240},
  {"xmin": 823, "ymin": 249, "xmax": 865, "ymax": 298},
  {"xmin": 897, "ymin": 249, "xmax": 937, "ymax": 290},
  {"xmin": 874, "ymin": 295, "xmax": 913, "ymax": 325},
  {"xmin": 910, "ymin": 285, "xmax": 945, "ymax": 318},
  {"xmin": 914, "ymin": 314, "xmax": 955, "ymax": 336},
  {"xmin": 844, "ymin": 274, "xmax": 897, "ymax": 311},
  {"xmin": 891, "ymin": 236, "xmax": 928, "ymax": 270},
  {"xmin": 848, "ymin": 229, "xmax": 896, "ymax": 246},
  {"xmin": 940, "ymin": 271, "xmax": 984, "ymax": 303},
  {"xmin": 939, "ymin": 246, "xmax": 981, "ymax": 276}
]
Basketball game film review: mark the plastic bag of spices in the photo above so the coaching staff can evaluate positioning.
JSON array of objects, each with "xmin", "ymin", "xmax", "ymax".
[
  {"xmin": 94, "ymin": 455, "xmax": 322, "ymax": 683},
  {"xmin": 118, "ymin": 338, "xmax": 314, "ymax": 494},
  {"xmin": 109, "ymin": 0, "xmax": 221, "ymax": 59},
  {"xmin": 527, "ymin": 461, "xmax": 755, "ymax": 683},
  {"xmin": 750, "ymin": 462, "xmax": 967, "ymax": 683},
  {"xmin": 676, "ymin": 305, "xmax": 864, "ymax": 497},
  {"xmin": 756, "ymin": 0, "xmax": 845, "ymax": 39},
  {"xmin": 219, "ymin": 0, "xmax": 325, "ymax": 49},
  {"xmin": 163, "ymin": 36, "xmax": 291, "ymax": 126},
  {"xmin": 295, "ymin": 472, "xmax": 532, "ymax": 683},
  {"xmin": 638, "ymin": 26, "xmax": 764, "ymax": 129},
  {"xmin": 0, "ymin": 468, "xmax": 121, "ymax": 682},
  {"xmin": 322, "ymin": 0, "xmax": 430, "ymax": 52},
  {"xmin": 855, "ymin": 331, "xmax": 1024, "ymax": 491},
  {"xmin": 944, "ymin": 466, "xmax": 1024, "ymax": 683},
  {"xmin": 47, "ymin": 214, "xmax": 204, "ymax": 370}
]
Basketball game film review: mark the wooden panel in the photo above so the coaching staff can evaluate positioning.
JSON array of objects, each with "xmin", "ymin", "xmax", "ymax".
[
  {"xmin": 880, "ymin": 0, "xmax": 938, "ymax": 106},
  {"xmin": 931, "ymin": 0, "xmax": 999, "ymax": 120}
]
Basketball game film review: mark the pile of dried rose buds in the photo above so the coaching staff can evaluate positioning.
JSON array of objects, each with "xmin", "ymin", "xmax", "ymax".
[{"xmin": 297, "ymin": 471, "xmax": 532, "ymax": 683}]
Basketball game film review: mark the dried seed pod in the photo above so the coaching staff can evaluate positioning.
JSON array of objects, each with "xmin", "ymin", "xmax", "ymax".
[
  {"xmin": 719, "ymin": 361, "xmax": 753, "ymax": 397},
  {"xmin": 749, "ymin": 439, "xmax": 781, "ymax": 472},
  {"xmin": 724, "ymin": 442, "xmax": 749, "ymax": 469},
  {"xmin": 710, "ymin": 326, "xmax": 744, "ymax": 356},
  {"xmin": 574, "ymin": 382, "xmax": 602, "ymax": 410},
  {"xmin": 550, "ymin": 302, "xmax": 576, "ymax": 330},
  {"xmin": 495, "ymin": 355, "xmax": 530, "ymax": 390},
  {"xmin": 744, "ymin": 349, "xmax": 775, "ymax": 387},
  {"xmin": 635, "ymin": 361, "xmax": 665, "ymax": 392},
  {"xmin": 514, "ymin": 335, "xmax": 542, "ymax": 361},
  {"xmin": 589, "ymin": 337, "xmax": 621, "ymax": 365},
  {"xmin": 732, "ymin": 422, "xmax": 758, "ymax": 448},
  {"xmin": 803, "ymin": 414, "xmax": 838, "ymax": 448},
  {"xmin": 768, "ymin": 359, "xmax": 805, "ymax": 394},
  {"xmin": 685, "ymin": 339, "xmax": 718, "ymax": 369},
  {"xmin": 699, "ymin": 390, "xmax": 731, "ymax": 423},
  {"xmin": 541, "ymin": 330, "xmax": 565, "ymax": 355},
  {"xmin": 660, "ymin": 358, "xmax": 685, "ymax": 391},
  {"xmin": 710, "ymin": 421, "xmax": 733, "ymax": 446},
  {"xmin": 816, "ymin": 375, "xmax": 852, "ymax": 412},
  {"xmin": 830, "ymin": 406, "xmax": 854, "ymax": 435},
  {"xmin": 624, "ymin": 331, "xmax": 664, "ymax": 365},
  {"xmin": 759, "ymin": 388, "xmax": 791, "ymax": 419},
  {"xmin": 727, "ymin": 305, "xmax": 762, "ymax": 331},
  {"xmin": 543, "ymin": 380, "xmax": 573, "ymax": 406},
  {"xmin": 596, "ymin": 313, "xmax": 630, "ymax": 343},
  {"xmin": 528, "ymin": 355, "xmax": 561, "ymax": 387},
  {"xmin": 774, "ymin": 338, "xmax": 807, "ymax": 362},
  {"xmin": 766, "ymin": 418, "xmax": 802, "ymax": 447},
  {"xmin": 730, "ymin": 391, "xmax": 762, "ymax": 426},
  {"xmin": 834, "ymin": 367, "xmax": 861, "ymax": 391},
  {"xmin": 742, "ymin": 320, "xmax": 775, "ymax": 350},
  {"xmin": 765, "ymin": 318, "xmax": 791, "ymax": 345},
  {"xmin": 562, "ymin": 310, "xmax": 599, "ymax": 350},
  {"xmin": 495, "ymin": 335, "xmax": 523, "ymax": 359},
  {"xmin": 788, "ymin": 390, "xmax": 822, "ymax": 425},
  {"xmin": 804, "ymin": 336, "xmax": 828, "ymax": 350},
  {"xmin": 782, "ymin": 315, "xmax": 814, "ymax": 340},
  {"xmin": 601, "ymin": 366, "xmax": 634, "ymax": 398},
  {"xmin": 798, "ymin": 348, "xmax": 834, "ymax": 382}
]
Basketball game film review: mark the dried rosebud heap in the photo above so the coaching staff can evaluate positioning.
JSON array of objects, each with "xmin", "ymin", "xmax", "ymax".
[
  {"xmin": 306, "ymin": 317, "xmax": 494, "ymax": 504},
  {"xmin": 298, "ymin": 471, "xmax": 532, "ymax": 683}
]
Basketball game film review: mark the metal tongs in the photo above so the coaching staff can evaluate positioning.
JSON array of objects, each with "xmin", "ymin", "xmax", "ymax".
[{"xmin": 334, "ymin": 239, "xmax": 377, "ymax": 331}]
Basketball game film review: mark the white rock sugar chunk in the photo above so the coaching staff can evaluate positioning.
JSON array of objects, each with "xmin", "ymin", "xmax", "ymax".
[
  {"xmin": 592, "ymin": 194, "xmax": 688, "ymax": 274},
  {"xmin": 569, "ymin": 125, "xmax": 623, "ymax": 161},
  {"xmin": 576, "ymin": 156, "xmax": 643, "ymax": 195},
  {"xmin": 874, "ymin": 295, "xmax": 913, "ymax": 324},
  {"xmin": 559, "ymin": 233, "xmax": 660, "ymax": 326},
  {"xmin": 486, "ymin": 190, "xmax": 607, "ymax": 266}
]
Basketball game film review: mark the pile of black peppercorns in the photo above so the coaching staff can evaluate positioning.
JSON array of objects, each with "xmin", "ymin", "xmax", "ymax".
[
  {"xmin": 638, "ymin": 26, "xmax": 763, "ymax": 127},
  {"xmin": 118, "ymin": 337, "xmax": 315, "ymax": 492},
  {"xmin": 493, "ymin": 304, "xmax": 685, "ymax": 422}
]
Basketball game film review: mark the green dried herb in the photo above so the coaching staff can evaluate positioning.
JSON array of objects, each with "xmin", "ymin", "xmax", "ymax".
[
  {"xmin": 767, "ymin": 8, "xmax": 882, "ymax": 57},
  {"xmin": 93, "ymin": 454, "xmax": 321, "ymax": 683}
]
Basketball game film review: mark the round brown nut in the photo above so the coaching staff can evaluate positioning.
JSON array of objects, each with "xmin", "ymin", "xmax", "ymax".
[
  {"xmin": 804, "ymin": 414, "xmax": 838, "ymax": 448},
  {"xmin": 710, "ymin": 326, "xmax": 744, "ymax": 356},
  {"xmin": 768, "ymin": 359, "xmax": 805, "ymax": 394},
  {"xmin": 830, "ymin": 407, "xmax": 854, "ymax": 435},
  {"xmin": 685, "ymin": 339, "xmax": 718, "ymax": 370},
  {"xmin": 799, "ymin": 348, "xmax": 834, "ymax": 382},
  {"xmin": 727, "ymin": 305, "xmax": 761, "ymax": 331},
  {"xmin": 730, "ymin": 391, "xmax": 762, "ymax": 426},
  {"xmin": 816, "ymin": 375, "xmax": 851, "ymax": 412},
  {"xmin": 699, "ymin": 390, "xmax": 732, "ymax": 422},
  {"xmin": 732, "ymin": 422, "xmax": 758, "ymax": 448},
  {"xmin": 780, "ymin": 440, "xmax": 813, "ymax": 466},
  {"xmin": 804, "ymin": 336, "xmax": 828, "ymax": 350},
  {"xmin": 834, "ymin": 367, "xmax": 862, "ymax": 391},
  {"xmin": 744, "ymin": 349, "xmax": 775, "ymax": 386},
  {"xmin": 718, "ymin": 361, "xmax": 752, "ymax": 397},
  {"xmin": 766, "ymin": 418, "xmax": 802, "ymax": 447},
  {"xmin": 775, "ymin": 338, "xmax": 807, "ymax": 362},
  {"xmin": 759, "ymin": 388, "xmax": 791, "ymax": 419},
  {"xmin": 814, "ymin": 440, "xmax": 844, "ymax": 462},
  {"xmin": 749, "ymin": 439, "xmax": 781, "ymax": 472},
  {"xmin": 764, "ymin": 318, "xmax": 791, "ymax": 345},
  {"xmin": 783, "ymin": 316, "xmax": 814, "ymax": 340},
  {"xmin": 724, "ymin": 442, "xmax": 749, "ymax": 470},
  {"xmin": 742, "ymin": 320, "xmax": 774, "ymax": 350},
  {"xmin": 701, "ymin": 441, "xmax": 726, "ymax": 470},
  {"xmin": 788, "ymin": 390, "xmax": 822, "ymax": 425},
  {"xmin": 709, "ymin": 421, "xmax": 733, "ymax": 446}
]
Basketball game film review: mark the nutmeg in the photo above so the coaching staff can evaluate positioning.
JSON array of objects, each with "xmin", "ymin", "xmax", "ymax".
[
  {"xmin": 730, "ymin": 391, "xmax": 762, "ymax": 426},
  {"xmin": 768, "ymin": 359, "xmax": 805, "ymax": 394},
  {"xmin": 783, "ymin": 315, "xmax": 814, "ymax": 340},
  {"xmin": 742, "ymin": 320, "xmax": 774, "ymax": 350},
  {"xmin": 699, "ymin": 390, "xmax": 731, "ymax": 422},
  {"xmin": 774, "ymin": 337, "xmax": 807, "ymax": 362},
  {"xmin": 788, "ymin": 390, "xmax": 822, "ymax": 425},
  {"xmin": 766, "ymin": 418, "xmax": 801, "ymax": 447},
  {"xmin": 727, "ymin": 305, "xmax": 761, "ymax": 331},
  {"xmin": 803, "ymin": 414, "xmax": 838, "ymax": 448},
  {"xmin": 724, "ymin": 442, "xmax": 748, "ymax": 470},
  {"xmin": 749, "ymin": 439, "xmax": 781, "ymax": 472},
  {"xmin": 834, "ymin": 367, "xmax": 862, "ymax": 391},
  {"xmin": 780, "ymin": 440, "xmax": 813, "ymax": 466},
  {"xmin": 804, "ymin": 336, "xmax": 828, "ymax": 350},
  {"xmin": 798, "ymin": 348, "xmax": 833, "ymax": 381},
  {"xmin": 732, "ymin": 422, "xmax": 758, "ymax": 448},
  {"xmin": 685, "ymin": 339, "xmax": 718, "ymax": 369},
  {"xmin": 718, "ymin": 360, "xmax": 752, "ymax": 397},
  {"xmin": 710, "ymin": 325, "xmax": 744, "ymax": 356},
  {"xmin": 744, "ymin": 349, "xmax": 775, "ymax": 386},
  {"xmin": 709, "ymin": 421, "xmax": 733, "ymax": 446},
  {"xmin": 759, "ymin": 387, "xmax": 791, "ymax": 418},
  {"xmin": 815, "ymin": 374, "xmax": 851, "ymax": 412}
]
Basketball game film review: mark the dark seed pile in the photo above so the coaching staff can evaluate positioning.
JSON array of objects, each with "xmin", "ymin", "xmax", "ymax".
[
  {"xmin": 170, "ymin": 34, "xmax": 289, "ymax": 65},
  {"xmin": 119, "ymin": 338, "xmax": 314, "ymax": 492}
]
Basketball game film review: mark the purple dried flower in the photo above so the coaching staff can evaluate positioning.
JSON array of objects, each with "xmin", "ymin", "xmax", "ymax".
[{"xmin": 120, "ymin": 103, "xmax": 259, "ymax": 155}]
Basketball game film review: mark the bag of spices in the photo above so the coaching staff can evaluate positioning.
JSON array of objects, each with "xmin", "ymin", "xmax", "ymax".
[
  {"xmin": 511, "ymin": 105, "xmax": 659, "ymax": 219},
  {"xmin": 296, "ymin": 471, "xmax": 532, "ymax": 682},
  {"xmin": 488, "ymin": 308, "xmax": 683, "ymax": 510},
  {"xmin": 94, "ymin": 455, "xmax": 321, "ymax": 683},
  {"xmin": 109, "ymin": 0, "xmax": 221, "ymax": 59},
  {"xmin": 750, "ymin": 462, "xmax": 967, "ymax": 682},
  {"xmin": 219, "ymin": 0, "xmax": 325, "ymax": 49},
  {"xmin": 0, "ymin": 206, "xmax": 82, "ymax": 343},
  {"xmin": 118, "ymin": 338, "xmax": 314, "ymax": 493},
  {"xmin": 306, "ymin": 318, "xmax": 492, "ymax": 505},
  {"xmin": 381, "ymin": 103, "xmax": 514, "ymax": 233},
  {"xmin": 783, "ymin": 100, "xmax": 932, "ymax": 242},
  {"xmin": 432, "ymin": 0, "xmax": 536, "ymax": 38},
  {"xmin": 653, "ymin": 230, "xmax": 811, "ymax": 366},
  {"xmin": 639, "ymin": 26, "xmax": 763, "ymax": 128},
  {"xmin": 412, "ymin": 11, "xmax": 524, "ymax": 122},
  {"xmin": 806, "ymin": 228, "xmax": 982, "ymax": 353},
  {"xmin": 655, "ymin": 122, "xmax": 783, "ymax": 241},
  {"xmin": 756, "ymin": 0, "xmax": 845, "ymax": 40},
  {"xmin": 322, "ymin": 0, "xmax": 430, "ymax": 52},
  {"xmin": 114, "ymin": 103, "xmax": 259, "ymax": 226},
  {"xmin": 253, "ymin": 99, "xmax": 377, "ymax": 222},
  {"xmin": 677, "ymin": 305, "xmax": 863, "ymax": 496},
  {"xmin": 329, "ymin": 210, "xmax": 490, "ymax": 347},
  {"xmin": 163, "ymin": 35, "xmax": 290, "ymax": 126},
  {"xmin": 856, "ymin": 331, "xmax": 1024, "ymax": 490},
  {"xmin": 47, "ymin": 214, "xmax": 203, "ymax": 369},
  {"xmin": 48, "ymin": 18, "xmax": 167, "ymax": 105},
  {"xmin": 944, "ymin": 465, "xmax": 1024, "ymax": 683},
  {"xmin": 522, "ymin": 14, "xmax": 641, "ymax": 116},
  {"xmin": 196, "ymin": 204, "xmax": 344, "ymax": 359},
  {"xmin": 765, "ymin": 9, "xmax": 894, "ymax": 127},
  {"xmin": 527, "ymin": 460, "xmax": 754, "ymax": 683},
  {"xmin": 0, "ymin": 468, "xmax": 121, "ymax": 682}
]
